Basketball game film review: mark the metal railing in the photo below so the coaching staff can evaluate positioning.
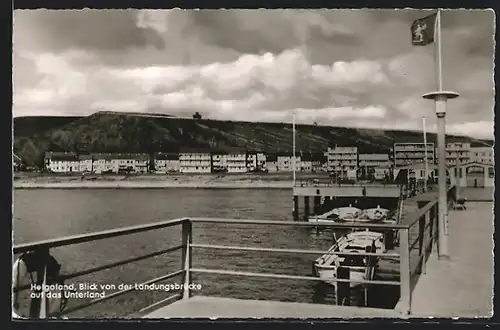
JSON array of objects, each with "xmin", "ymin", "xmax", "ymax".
[{"xmin": 12, "ymin": 188, "xmax": 456, "ymax": 319}]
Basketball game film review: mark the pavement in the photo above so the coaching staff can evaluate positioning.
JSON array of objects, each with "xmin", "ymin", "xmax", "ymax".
[
  {"xmin": 407, "ymin": 201, "xmax": 494, "ymax": 318},
  {"xmin": 142, "ymin": 296, "xmax": 402, "ymax": 319}
]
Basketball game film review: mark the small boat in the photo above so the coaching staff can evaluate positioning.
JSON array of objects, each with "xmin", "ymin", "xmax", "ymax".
[
  {"xmin": 360, "ymin": 206, "xmax": 390, "ymax": 221},
  {"xmin": 313, "ymin": 230, "xmax": 385, "ymax": 288},
  {"xmin": 308, "ymin": 205, "xmax": 362, "ymax": 223}
]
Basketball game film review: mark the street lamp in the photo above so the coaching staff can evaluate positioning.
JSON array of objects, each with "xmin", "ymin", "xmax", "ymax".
[{"xmin": 422, "ymin": 90, "xmax": 459, "ymax": 259}]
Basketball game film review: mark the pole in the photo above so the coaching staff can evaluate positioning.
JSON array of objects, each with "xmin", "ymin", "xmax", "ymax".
[
  {"xmin": 436, "ymin": 9, "xmax": 443, "ymax": 92},
  {"xmin": 423, "ymin": 117, "xmax": 429, "ymax": 192},
  {"xmin": 435, "ymin": 9, "xmax": 449, "ymax": 258},
  {"xmin": 422, "ymin": 9, "xmax": 459, "ymax": 259},
  {"xmin": 292, "ymin": 112, "xmax": 296, "ymax": 187}
]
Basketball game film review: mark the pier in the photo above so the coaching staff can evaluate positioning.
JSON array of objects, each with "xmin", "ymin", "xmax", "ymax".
[
  {"xmin": 12, "ymin": 186, "xmax": 493, "ymax": 319},
  {"xmin": 292, "ymin": 180, "xmax": 424, "ymax": 221}
]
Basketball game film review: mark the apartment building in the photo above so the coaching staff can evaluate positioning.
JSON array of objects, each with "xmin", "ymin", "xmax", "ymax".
[
  {"xmin": 226, "ymin": 152, "xmax": 247, "ymax": 173},
  {"xmin": 179, "ymin": 152, "xmax": 211, "ymax": 173},
  {"xmin": 277, "ymin": 153, "xmax": 301, "ymax": 172},
  {"xmin": 440, "ymin": 142, "xmax": 471, "ymax": 167},
  {"xmin": 110, "ymin": 154, "xmax": 140, "ymax": 173},
  {"xmin": 393, "ymin": 143, "xmax": 435, "ymax": 167},
  {"xmin": 45, "ymin": 152, "xmax": 79, "ymax": 173},
  {"xmin": 89, "ymin": 154, "xmax": 116, "ymax": 173},
  {"xmin": 325, "ymin": 146, "xmax": 358, "ymax": 177},
  {"xmin": 211, "ymin": 152, "xmax": 228, "ymax": 172},
  {"xmin": 469, "ymin": 146, "xmax": 494, "ymax": 166},
  {"xmin": 155, "ymin": 153, "xmax": 180, "ymax": 173},
  {"xmin": 246, "ymin": 152, "xmax": 267, "ymax": 171},
  {"xmin": 358, "ymin": 152, "xmax": 392, "ymax": 180}
]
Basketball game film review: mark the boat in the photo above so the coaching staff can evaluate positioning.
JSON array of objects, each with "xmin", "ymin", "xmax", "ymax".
[
  {"xmin": 308, "ymin": 205, "xmax": 362, "ymax": 223},
  {"xmin": 312, "ymin": 230, "xmax": 385, "ymax": 288}
]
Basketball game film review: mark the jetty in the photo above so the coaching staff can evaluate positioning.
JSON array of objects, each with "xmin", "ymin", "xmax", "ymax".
[{"xmin": 12, "ymin": 186, "xmax": 493, "ymax": 319}]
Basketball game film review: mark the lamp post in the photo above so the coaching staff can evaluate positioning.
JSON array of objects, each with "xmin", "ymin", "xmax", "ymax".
[{"xmin": 422, "ymin": 90, "xmax": 459, "ymax": 259}]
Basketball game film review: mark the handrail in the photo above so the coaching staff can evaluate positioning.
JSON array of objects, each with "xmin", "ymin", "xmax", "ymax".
[
  {"xmin": 406, "ymin": 185, "xmax": 456, "ymax": 229},
  {"xmin": 190, "ymin": 217, "xmax": 409, "ymax": 229},
  {"xmin": 190, "ymin": 243, "xmax": 401, "ymax": 258},
  {"xmin": 13, "ymin": 217, "xmax": 188, "ymax": 254}
]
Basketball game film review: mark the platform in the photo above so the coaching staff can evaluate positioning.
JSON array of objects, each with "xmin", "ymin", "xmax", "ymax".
[
  {"xmin": 293, "ymin": 185, "xmax": 400, "ymax": 198},
  {"xmin": 142, "ymin": 296, "xmax": 403, "ymax": 318},
  {"xmin": 400, "ymin": 201, "xmax": 494, "ymax": 317}
]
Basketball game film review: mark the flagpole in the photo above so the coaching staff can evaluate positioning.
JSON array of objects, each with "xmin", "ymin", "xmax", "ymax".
[
  {"xmin": 423, "ymin": 117, "xmax": 429, "ymax": 192},
  {"xmin": 292, "ymin": 112, "xmax": 296, "ymax": 187},
  {"xmin": 422, "ymin": 8, "xmax": 459, "ymax": 259},
  {"xmin": 436, "ymin": 8, "xmax": 443, "ymax": 91}
]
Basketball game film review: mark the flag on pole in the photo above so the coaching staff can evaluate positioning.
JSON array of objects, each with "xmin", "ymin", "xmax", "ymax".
[{"xmin": 411, "ymin": 13, "xmax": 438, "ymax": 46}]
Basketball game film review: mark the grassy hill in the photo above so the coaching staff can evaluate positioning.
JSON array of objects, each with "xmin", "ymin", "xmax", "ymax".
[{"xmin": 13, "ymin": 111, "xmax": 493, "ymax": 167}]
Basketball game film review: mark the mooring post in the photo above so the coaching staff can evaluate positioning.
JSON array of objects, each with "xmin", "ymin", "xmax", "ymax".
[
  {"xmin": 293, "ymin": 196, "xmax": 299, "ymax": 221},
  {"xmin": 303, "ymin": 196, "xmax": 310, "ymax": 221},
  {"xmin": 323, "ymin": 196, "xmax": 331, "ymax": 213},
  {"xmin": 336, "ymin": 266, "xmax": 350, "ymax": 306},
  {"xmin": 313, "ymin": 196, "xmax": 321, "ymax": 215}
]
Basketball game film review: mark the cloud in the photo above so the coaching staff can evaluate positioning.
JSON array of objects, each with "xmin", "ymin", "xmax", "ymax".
[{"xmin": 12, "ymin": 9, "xmax": 495, "ymax": 139}]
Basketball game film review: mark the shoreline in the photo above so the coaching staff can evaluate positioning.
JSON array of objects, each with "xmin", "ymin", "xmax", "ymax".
[
  {"xmin": 13, "ymin": 173, "xmax": 308, "ymax": 189},
  {"xmin": 13, "ymin": 182, "xmax": 293, "ymax": 189}
]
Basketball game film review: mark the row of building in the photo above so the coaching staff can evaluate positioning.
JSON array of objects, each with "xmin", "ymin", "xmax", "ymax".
[
  {"xmin": 43, "ymin": 142, "xmax": 493, "ymax": 175},
  {"xmin": 393, "ymin": 142, "xmax": 494, "ymax": 167}
]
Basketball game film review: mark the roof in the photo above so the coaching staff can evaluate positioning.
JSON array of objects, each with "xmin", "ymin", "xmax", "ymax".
[
  {"xmin": 448, "ymin": 161, "xmax": 495, "ymax": 169},
  {"xmin": 45, "ymin": 152, "xmax": 78, "ymax": 161},
  {"xmin": 267, "ymin": 154, "xmax": 278, "ymax": 162},
  {"xmin": 155, "ymin": 153, "xmax": 179, "ymax": 160}
]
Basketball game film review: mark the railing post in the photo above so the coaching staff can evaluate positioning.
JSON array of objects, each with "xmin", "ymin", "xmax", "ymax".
[
  {"xmin": 181, "ymin": 220, "xmax": 192, "ymax": 300},
  {"xmin": 399, "ymin": 228, "xmax": 411, "ymax": 315},
  {"xmin": 421, "ymin": 211, "xmax": 428, "ymax": 275}
]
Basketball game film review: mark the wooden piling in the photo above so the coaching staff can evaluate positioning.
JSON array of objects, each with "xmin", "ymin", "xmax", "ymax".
[
  {"xmin": 293, "ymin": 196, "xmax": 299, "ymax": 221},
  {"xmin": 336, "ymin": 267, "xmax": 350, "ymax": 306},
  {"xmin": 303, "ymin": 196, "xmax": 310, "ymax": 221},
  {"xmin": 313, "ymin": 196, "xmax": 321, "ymax": 215}
]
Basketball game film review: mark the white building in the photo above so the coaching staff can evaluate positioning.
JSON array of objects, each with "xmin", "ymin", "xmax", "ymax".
[
  {"xmin": 155, "ymin": 153, "xmax": 180, "ymax": 173},
  {"xmin": 246, "ymin": 152, "xmax": 267, "ymax": 171},
  {"xmin": 393, "ymin": 143, "xmax": 435, "ymax": 167},
  {"xmin": 89, "ymin": 154, "xmax": 116, "ymax": 174},
  {"xmin": 45, "ymin": 152, "xmax": 79, "ymax": 173},
  {"xmin": 211, "ymin": 153, "xmax": 228, "ymax": 172},
  {"xmin": 179, "ymin": 152, "xmax": 211, "ymax": 173},
  {"xmin": 135, "ymin": 154, "xmax": 150, "ymax": 174},
  {"xmin": 227, "ymin": 152, "xmax": 247, "ymax": 173},
  {"xmin": 359, "ymin": 153, "xmax": 391, "ymax": 169},
  {"xmin": 441, "ymin": 142, "xmax": 471, "ymax": 167},
  {"xmin": 79, "ymin": 154, "xmax": 95, "ymax": 173},
  {"xmin": 110, "ymin": 154, "xmax": 140, "ymax": 173},
  {"xmin": 469, "ymin": 146, "xmax": 494, "ymax": 166},
  {"xmin": 325, "ymin": 146, "xmax": 358, "ymax": 177},
  {"xmin": 277, "ymin": 154, "xmax": 301, "ymax": 172}
]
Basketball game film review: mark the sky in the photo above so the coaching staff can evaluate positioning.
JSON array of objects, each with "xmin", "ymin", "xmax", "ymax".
[{"xmin": 13, "ymin": 9, "xmax": 495, "ymax": 139}]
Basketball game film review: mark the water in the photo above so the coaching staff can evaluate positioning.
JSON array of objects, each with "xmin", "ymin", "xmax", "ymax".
[{"xmin": 13, "ymin": 189, "xmax": 398, "ymax": 318}]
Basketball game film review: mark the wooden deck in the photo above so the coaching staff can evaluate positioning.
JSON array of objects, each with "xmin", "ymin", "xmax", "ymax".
[{"xmin": 142, "ymin": 296, "xmax": 403, "ymax": 318}]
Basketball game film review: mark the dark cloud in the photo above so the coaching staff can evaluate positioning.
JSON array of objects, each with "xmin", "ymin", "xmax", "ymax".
[{"xmin": 14, "ymin": 9, "xmax": 165, "ymax": 53}]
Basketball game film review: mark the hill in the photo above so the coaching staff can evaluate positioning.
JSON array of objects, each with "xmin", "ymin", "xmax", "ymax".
[{"xmin": 13, "ymin": 111, "xmax": 493, "ymax": 167}]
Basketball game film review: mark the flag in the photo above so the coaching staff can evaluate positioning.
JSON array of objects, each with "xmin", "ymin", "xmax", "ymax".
[{"xmin": 411, "ymin": 13, "xmax": 437, "ymax": 46}]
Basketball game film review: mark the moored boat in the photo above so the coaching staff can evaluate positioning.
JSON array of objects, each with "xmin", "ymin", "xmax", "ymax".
[
  {"xmin": 308, "ymin": 205, "xmax": 362, "ymax": 223},
  {"xmin": 313, "ymin": 230, "xmax": 385, "ymax": 288}
]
